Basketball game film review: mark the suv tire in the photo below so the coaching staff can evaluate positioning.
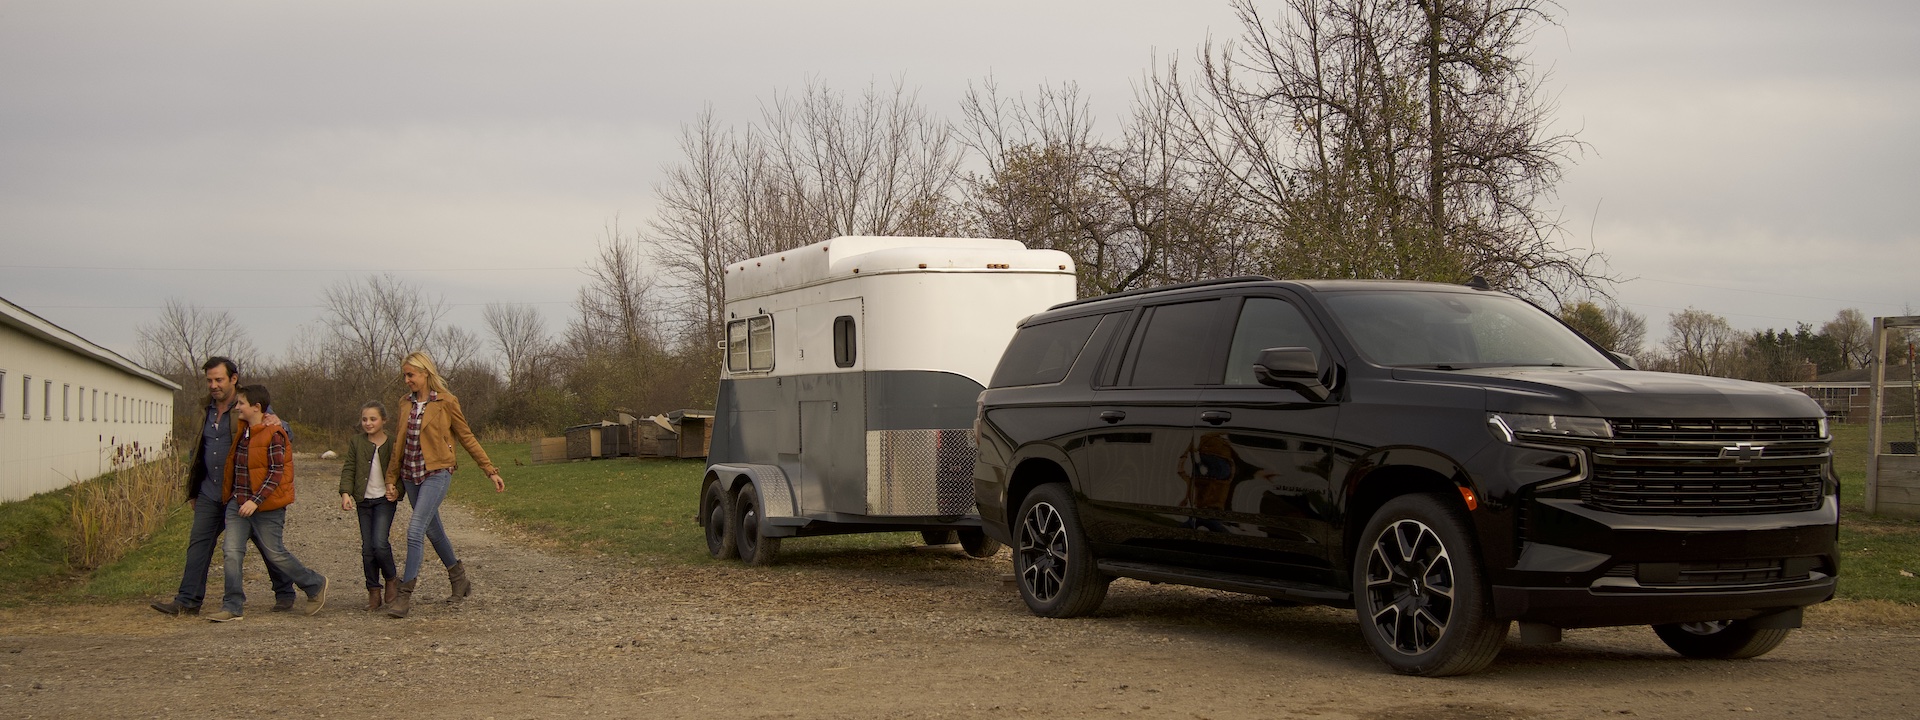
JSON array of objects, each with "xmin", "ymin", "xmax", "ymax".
[
  {"xmin": 1653, "ymin": 620, "xmax": 1791, "ymax": 659},
  {"xmin": 704, "ymin": 483, "xmax": 738, "ymax": 561},
  {"xmin": 1014, "ymin": 484, "xmax": 1109, "ymax": 618},
  {"xmin": 1353, "ymin": 493, "xmax": 1508, "ymax": 677}
]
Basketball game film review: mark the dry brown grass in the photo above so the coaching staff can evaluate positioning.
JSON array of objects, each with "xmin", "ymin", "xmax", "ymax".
[
  {"xmin": 1809, "ymin": 598, "xmax": 1920, "ymax": 628},
  {"xmin": 66, "ymin": 445, "xmax": 183, "ymax": 571}
]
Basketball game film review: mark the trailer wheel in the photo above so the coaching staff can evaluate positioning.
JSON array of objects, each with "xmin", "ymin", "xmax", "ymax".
[
  {"xmin": 920, "ymin": 530, "xmax": 958, "ymax": 546},
  {"xmin": 958, "ymin": 529, "xmax": 1002, "ymax": 558},
  {"xmin": 703, "ymin": 483, "xmax": 738, "ymax": 561},
  {"xmin": 734, "ymin": 483, "xmax": 781, "ymax": 566}
]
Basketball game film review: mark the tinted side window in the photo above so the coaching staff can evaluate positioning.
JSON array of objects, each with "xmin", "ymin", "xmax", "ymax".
[
  {"xmin": 991, "ymin": 314, "xmax": 1103, "ymax": 388},
  {"xmin": 1124, "ymin": 299, "xmax": 1222, "ymax": 387},
  {"xmin": 1223, "ymin": 298, "xmax": 1323, "ymax": 385}
]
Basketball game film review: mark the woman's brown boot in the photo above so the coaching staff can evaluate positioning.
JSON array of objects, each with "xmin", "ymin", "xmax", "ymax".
[
  {"xmin": 447, "ymin": 561, "xmax": 471, "ymax": 599},
  {"xmin": 367, "ymin": 589, "xmax": 383, "ymax": 611},
  {"xmin": 386, "ymin": 579, "xmax": 417, "ymax": 618}
]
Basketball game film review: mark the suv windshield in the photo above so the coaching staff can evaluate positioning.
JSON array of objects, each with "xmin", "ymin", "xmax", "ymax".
[{"xmin": 1320, "ymin": 290, "xmax": 1615, "ymax": 369}]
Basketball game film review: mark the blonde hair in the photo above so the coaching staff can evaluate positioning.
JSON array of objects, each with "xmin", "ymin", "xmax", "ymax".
[{"xmin": 401, "ymin": 351, "xmax": 451, "ymax": 395}]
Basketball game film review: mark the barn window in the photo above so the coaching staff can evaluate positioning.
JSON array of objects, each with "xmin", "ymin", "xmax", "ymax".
[
  {"xmin": 44, "ymin": 380, "xmax": 52, "ymax": 420},
  {"xmin": 833, "ymin": 315, "xmax": 857, "ymax": 368},
  {"xmin": 21, "ymin": 375, "xmax": 29, "ymax": 419},
  {"xmin": 1, "ymin": 370, "xmax": 6, "ymax": 418},
  {"xmin": 63, "ymin": 384, "xmax": 70, "ymax": 421}
]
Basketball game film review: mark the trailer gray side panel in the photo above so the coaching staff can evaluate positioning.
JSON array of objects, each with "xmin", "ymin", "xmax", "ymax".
[{"xmin": 712, "ymin": 370, "xmax": 986, "ymax": 519}]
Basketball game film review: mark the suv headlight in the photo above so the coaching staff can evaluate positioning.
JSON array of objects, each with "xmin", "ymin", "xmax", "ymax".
[{"xmin": 1487, "ymin": 412, "xmax": 1613, "ymax": 443}]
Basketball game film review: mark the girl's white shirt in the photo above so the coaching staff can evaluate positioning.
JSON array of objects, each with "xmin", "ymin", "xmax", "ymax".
[{"xmin": 364, "ymin": 439, "xmax": 388, "ymax": 499}]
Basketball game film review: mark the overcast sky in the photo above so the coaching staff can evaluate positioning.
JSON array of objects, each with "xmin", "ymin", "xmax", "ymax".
[{"xmin": 2, "ymin": 0, "xmax": 1915, "ymax": 369}]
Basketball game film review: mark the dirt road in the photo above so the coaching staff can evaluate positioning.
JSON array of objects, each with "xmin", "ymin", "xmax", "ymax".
[{"xmin": 4, "ymin": 458, "xmax": 1918, "ymax": 719}]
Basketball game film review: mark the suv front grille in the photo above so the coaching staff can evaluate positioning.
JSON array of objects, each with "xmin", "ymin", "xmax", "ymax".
[
  {"xmin": 1610, "ymin": 418, "xmax": 1822, "ymax": 441},
  {"xmin": 1574, "ymin": 417, "xmax": 1830, "ymax": 516}
]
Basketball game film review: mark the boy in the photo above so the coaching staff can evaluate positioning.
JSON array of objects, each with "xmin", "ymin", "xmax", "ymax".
[{"xmin": 207, "ymin": 384, "xmax": 328, "ymax": 621}]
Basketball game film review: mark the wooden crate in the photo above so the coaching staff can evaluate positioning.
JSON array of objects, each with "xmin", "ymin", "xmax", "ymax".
[
  {"xmin": 1876, "ymin": 454, "xmax": 1920, "ymax": 519},
  {"xmin": 565, "ymin": 425, "xmax": 602, "ymax": 459},
  {"xmin": 528, "ymin": 437, "xmax": 568, "ymax": 465},
  {"xmin": 676, "ymin": 416, "xmax": 711, "ymax": 458}
]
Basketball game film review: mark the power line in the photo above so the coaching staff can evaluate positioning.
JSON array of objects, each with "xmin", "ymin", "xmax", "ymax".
[
  {"xmin": 24, "ymin": 301, "xmax": 575, "ymax": 310},
  {"xmin": 0, "ymin": 265, "xmax": 582, "ymax": 273}
]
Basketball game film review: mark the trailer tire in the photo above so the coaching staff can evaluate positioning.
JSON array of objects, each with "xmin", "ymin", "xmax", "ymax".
[
  {"xmin": 734, "ymin": 483, "xmax": 781, "ymax": 566},
  {"xmin": 958, "ymin": 528, "xmax": 1002, "ymax": 558},
  {"xmin": 703, "ymin": 483, "xmax": 738, "ymax": 561},
  {"xmin": 920, "ymin": 530, "xmax": 958, "ymax": 546}
]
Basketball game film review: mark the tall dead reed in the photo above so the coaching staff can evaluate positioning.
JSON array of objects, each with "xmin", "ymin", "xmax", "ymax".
[{"xmin": 67, "ymin": 441, "xmax": 183, "ymax": 570}]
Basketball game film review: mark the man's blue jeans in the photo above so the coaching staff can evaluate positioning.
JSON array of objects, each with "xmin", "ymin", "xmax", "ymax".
[
  {"xmin": 221, "ymin": 502, "xmax": 325, "ymax": 615},
  {"xmin": 401, "ymin": 469, "xmax": 458, "ymax": 583},
  {"xmin": 356, "ymin": 497, "xmax": 398, "ymax": 589},
  {"xmin": 173, "ymin": 495, "xmax": 293, "ymax": 609}
]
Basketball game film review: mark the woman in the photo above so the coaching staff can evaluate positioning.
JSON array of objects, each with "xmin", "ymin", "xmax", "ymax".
[{"xmin": 384, "ymin": 351, "xmax": 505, "ymax": 618}]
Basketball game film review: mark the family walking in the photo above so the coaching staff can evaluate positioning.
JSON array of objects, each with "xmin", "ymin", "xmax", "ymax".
[{"xmin": 150, "ymin": 351, "xmax": 505, "ymax": 621}]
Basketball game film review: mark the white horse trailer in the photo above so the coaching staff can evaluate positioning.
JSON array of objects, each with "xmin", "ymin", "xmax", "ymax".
[{"xmin": 700, "ymin": 236, "xmax": 1076, "ymax": 564}]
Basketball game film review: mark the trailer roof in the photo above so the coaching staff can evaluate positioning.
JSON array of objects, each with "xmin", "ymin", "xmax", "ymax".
[{"xmin": 723, "ymin": 236, "xmax": 1074, "ymax": 301}]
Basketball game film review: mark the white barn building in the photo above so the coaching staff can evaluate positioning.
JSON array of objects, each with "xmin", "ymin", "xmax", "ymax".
[{"xmin": 1, "ymin": 296, "xmax": 180, "ymax": 502}]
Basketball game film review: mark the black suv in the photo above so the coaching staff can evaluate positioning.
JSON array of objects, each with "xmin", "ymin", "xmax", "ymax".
[{"xmin": 972, "ymin": 277, "xmax": 1837, "ymax": 676}]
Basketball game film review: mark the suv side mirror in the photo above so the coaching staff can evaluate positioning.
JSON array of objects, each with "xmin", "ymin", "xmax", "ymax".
[
  {"xmin": 1253, "ymin": 347, "xmax": 1330, "ymax": 401},
  {"xmin": 1609, "ymin": 351, "xmax": 1639, "ymax": 370}
]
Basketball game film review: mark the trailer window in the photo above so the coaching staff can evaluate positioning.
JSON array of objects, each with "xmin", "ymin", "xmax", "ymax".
[
  {"xmin": 727, "ymin": 315, "xmax": 776, "ymax": 373},
  {"xmin": 748, "ymin": 316, "xmax": 774, "ymax": 371},
  {"xmin": 833, "ymin": 315, "xmax": 856, "ymax": 368}
]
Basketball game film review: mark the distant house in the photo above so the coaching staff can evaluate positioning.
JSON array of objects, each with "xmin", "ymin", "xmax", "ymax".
[
  {"xmin": 0, "ymin": 295, "xmax": 180, "ymax": 502},
  {"xmin": 1776, "ymin": 366, "xmax": 1918, "ymax": 424}
]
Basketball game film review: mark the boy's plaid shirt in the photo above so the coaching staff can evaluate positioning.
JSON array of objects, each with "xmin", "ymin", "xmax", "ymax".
[
  {"xmin": 230, "ymin": 426, "xmax": 288, "ymax": 504},
  {"xmin": 400, "ymin": 391, "xmax": 437, "ymax": 485}
]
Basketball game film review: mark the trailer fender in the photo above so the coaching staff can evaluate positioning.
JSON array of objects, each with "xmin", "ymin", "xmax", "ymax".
[{"xmin": 704, "ymin": 463, "xmax": 801, "ymax": 526}]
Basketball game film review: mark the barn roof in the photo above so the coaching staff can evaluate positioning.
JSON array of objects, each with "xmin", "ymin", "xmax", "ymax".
[{"xmin": 0, "ymin": 295, "xmax": 181, "ymax": 391}]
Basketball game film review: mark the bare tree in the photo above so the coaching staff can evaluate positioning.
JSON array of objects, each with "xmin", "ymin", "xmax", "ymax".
[
  {"xmin": 482, "ymin": 303, "xmax": 549, "ymax": 390},
  {"xmin": 1163, "ymin": 0, "xmax": 1602, "ymax": 298},
  {"xmin": 320, "ymin": 273, "xmax": 448, "ymax": 379},
  {"xmin": 1605, "ymin": 304, "xmax": 1648, "ymax": 356},
  {"xmin": 761, "ymin": 78, "xmax": 964, "ymax": 240},
  {"xmin": 1822, "ymin": 308, "xmax": 1872, "ymax": 369},
  {"xmin": 1664, "ymin": 308, "xmax": 1743, "ymax": 377},
  {"xmin": 136, "ymin": 298, "xmax": 257, "ymax": 380}
]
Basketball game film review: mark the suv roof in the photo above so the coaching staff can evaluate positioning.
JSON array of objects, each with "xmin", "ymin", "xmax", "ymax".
[{"xmin": 1040, "ymin": 276, "xmax": 1491, "ymax": 318}]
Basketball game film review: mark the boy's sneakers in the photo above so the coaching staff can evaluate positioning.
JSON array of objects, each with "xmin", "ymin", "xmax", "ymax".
[
  {"xmin": 205, "ymin": 611, "xmax": 243, "ymax": 622},
  {"xmin": 305, "ymin": 577, "xmax": 329, "ymax": 616},
  {"xmin": 149, "ymin": 600, "xmax": 198, "ymax": 617}
]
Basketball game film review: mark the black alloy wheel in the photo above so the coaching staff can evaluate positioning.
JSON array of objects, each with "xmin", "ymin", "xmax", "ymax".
[
  {"xmin": 1013, "ymin": 484, "xmax": 1108, "ymax": 618},
  {"xmin": 1353, "ymin": 493, "xmax": 1507, "ymax": 676},
  {"xmin": 1653, "ymin": 619, "xmax": 1792, "ymax": 659}
]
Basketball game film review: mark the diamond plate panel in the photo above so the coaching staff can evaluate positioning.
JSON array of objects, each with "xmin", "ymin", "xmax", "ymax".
[{"xmin": 865, "ymin": 429, "xmax": 978, "ymax": 516}]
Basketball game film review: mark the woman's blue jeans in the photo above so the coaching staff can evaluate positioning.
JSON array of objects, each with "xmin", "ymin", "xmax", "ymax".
[
  {"xmin": 401, "ymin": 469, "xmax": 458, "ymax": 583},
  {"xmin": 355, "ymin": 497, "xmax": 398, "ymax": 589}
]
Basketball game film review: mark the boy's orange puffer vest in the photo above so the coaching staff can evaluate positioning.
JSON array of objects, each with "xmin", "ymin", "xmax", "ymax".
[{"xmin": 222, "ymin": 421, "xmax": 296, "ymax": 512}]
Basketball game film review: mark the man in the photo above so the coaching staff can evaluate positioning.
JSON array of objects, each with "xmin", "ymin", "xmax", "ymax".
[
  {"xmin": 206, "ymin": 384, "xmax": 327, "ymax": 621},
  {"xmin": 150, "ymin": 357, "xmax": 296, "ymax": 616}
]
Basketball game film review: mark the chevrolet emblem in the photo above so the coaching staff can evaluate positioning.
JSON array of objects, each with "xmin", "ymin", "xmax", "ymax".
[{"xmin": 1720, "ymin": 443, "xmax": 1765, "ymax": 463}]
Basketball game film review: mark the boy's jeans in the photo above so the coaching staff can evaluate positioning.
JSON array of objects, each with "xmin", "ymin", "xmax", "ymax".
[{"xmin": 221, "ymin": 502, "xmax": 325, "ymax": 614}]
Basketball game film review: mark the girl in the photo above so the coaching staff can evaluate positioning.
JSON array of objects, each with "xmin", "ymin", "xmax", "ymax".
[
  {"xmin": 384, "ymin": 351, "xmax": 506, "ymax": 618},
  {"xmin": 339, "ymin": 401, "xmax": 403, "ymax": 611}
]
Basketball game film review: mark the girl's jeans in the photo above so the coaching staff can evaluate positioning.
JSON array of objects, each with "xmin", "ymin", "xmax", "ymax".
[
  {"xmin": 402, "ymin": 469, "xmax": 458, "ymax": 583},
  {"xmin": 356, "ymin": 497, "xmax": 398, "ymax": 589}
]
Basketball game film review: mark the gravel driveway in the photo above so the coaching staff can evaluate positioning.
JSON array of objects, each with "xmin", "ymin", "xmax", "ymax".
[{"xmin": 4, "ymin": 457, "xmax": 1919, "ymax": 719}]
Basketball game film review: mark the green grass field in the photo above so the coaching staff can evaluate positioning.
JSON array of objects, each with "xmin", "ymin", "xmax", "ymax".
[{"xmin": 6, "ymin": 423, "xmax": 1917, "ymax": 606}]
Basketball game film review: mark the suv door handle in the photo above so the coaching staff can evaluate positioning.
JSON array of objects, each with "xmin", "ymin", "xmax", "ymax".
[
  {"xmin": 1098, "ymin": 410, "xmax": 1127, "ymax": 424},
  {"xmin": 1200, "ymin": 410, "xmax": 1232, "ymax": 425}
]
